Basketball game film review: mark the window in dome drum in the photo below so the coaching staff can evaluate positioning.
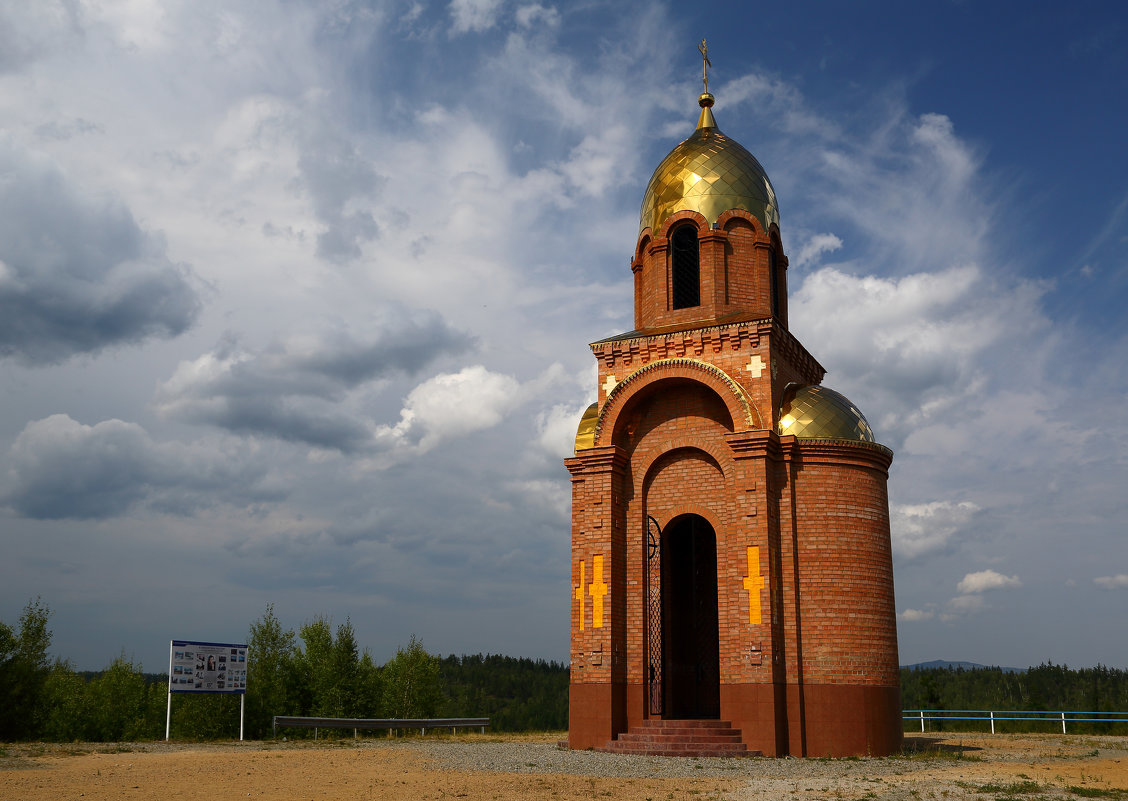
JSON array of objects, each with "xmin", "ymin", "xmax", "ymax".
[
  {"xmin": 769, "ymin": 247, "xmax": 779, "ymax": 317},
  {"xmin": 671, "ymin": 225, "xmax": 700, "ymax": 309}
]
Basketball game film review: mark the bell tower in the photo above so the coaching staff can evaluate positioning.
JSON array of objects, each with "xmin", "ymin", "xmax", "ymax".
[{"xmin": 565, "ymin": 57, "xmax": 902, "ymax": 757}]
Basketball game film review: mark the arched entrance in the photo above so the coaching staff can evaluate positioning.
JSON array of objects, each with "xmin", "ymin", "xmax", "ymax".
[{"xmin": 662, "ymin": 514, "xmax": 720, "ymax": 719}]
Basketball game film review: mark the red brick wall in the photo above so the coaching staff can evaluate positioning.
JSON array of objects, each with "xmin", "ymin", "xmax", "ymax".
[{"xmin": 789, "ymin": 454, "xmax": 899, "ymax": 686}]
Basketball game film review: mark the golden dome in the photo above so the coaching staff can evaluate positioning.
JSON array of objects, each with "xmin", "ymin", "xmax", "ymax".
[
  {"xmin": 778, "ymin": 385, "xmax": 877, "ymax": 444},
  {"xmin": 573, "ymin": 402, "xmax": 598, "ymax": 453},
  {"xmin": 640, "ymin": 93, "xmax": 779, "ymax": 235}
]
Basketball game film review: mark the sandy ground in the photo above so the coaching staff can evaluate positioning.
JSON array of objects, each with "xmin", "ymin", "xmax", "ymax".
[{"xmin": 2, "ymin": 732, "xmax": 1126, "ymax": 801}]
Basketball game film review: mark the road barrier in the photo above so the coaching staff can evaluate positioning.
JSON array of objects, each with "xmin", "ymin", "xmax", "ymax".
[{"xmin": 272, "ymin": 716, "xmax": 490, "ymax": 739}]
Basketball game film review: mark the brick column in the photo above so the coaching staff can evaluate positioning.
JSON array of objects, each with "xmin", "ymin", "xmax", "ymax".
[{"xmin": 565, "ymin": 445, "xmax": 628, "ymax": 750}]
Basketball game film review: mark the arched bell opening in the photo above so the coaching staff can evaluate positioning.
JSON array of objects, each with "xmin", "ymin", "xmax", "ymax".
[{"xmin": 661, "ymin": 513, "xmax": 720, "ymax": 719}]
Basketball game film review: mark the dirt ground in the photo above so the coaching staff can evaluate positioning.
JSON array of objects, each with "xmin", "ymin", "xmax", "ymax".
[{"xmin": 2, "ymin": 732, "xmax": 1126, "ymax": 801}]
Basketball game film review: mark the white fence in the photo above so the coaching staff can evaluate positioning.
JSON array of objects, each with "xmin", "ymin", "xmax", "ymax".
[{"xmin": 904, "ymin": 709, "xmax": 1128, "ymax": 734}]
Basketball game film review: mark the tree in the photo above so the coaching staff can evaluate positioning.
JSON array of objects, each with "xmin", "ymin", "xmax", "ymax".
[
  {"xmin": 355, "ymin": 651, "xmax": 384, "ymax": 717},
  {"xmin": 246, "ymin": 604, "xmax": 297, "ymax": 737},
  {"xmin": 85, "ymin": 654, "xmax": 161, "ymax": 741},
  {"xmin": 383, "ymin": 635, "xmax": 443, "ymax": 719},
  {"xmin": 328, "ymin": 618, "xmax": 359, "ymax": 718},
  {"xmin": 293, "ymin": 616, "xmax": 334, "ymax": 716},
  {"xmin": 0, "ymin": 597, "xmax": 54, "ymax": 740},
  {"xmin": 40, "ymin": 662, "xmax": 89, "ymax": 741}
]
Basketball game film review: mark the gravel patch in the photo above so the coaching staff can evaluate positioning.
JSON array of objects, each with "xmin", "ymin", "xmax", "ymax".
[{"xmin": 412, "ymin": 739, "xmax": 922, "ymax": 779}]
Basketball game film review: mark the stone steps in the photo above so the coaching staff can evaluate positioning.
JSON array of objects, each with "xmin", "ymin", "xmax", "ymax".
[{"xmin": 600, "ymin": 719, "xmax": 759, "ymax": 758}]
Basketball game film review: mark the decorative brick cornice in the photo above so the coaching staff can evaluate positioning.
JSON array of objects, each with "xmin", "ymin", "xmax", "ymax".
[
  {"xmin": 592, "ymin": 318, "xmax": 763, "ymax": 369},
  {"xmin": 778, "ymin": 435, "xmax": 894, "ymax": 470},
  {"xmin": 591, "ymin": 317, "xmax": 825, "ymax": 384},
  {"xmin": 564, "ymin": 445, "xmax": 628, "ymax": 477}
]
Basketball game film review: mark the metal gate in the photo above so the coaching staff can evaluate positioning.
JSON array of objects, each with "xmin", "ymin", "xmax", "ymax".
[{"xmin": 646, "ymin": 515, "xmax": 663, "ymax": 715}]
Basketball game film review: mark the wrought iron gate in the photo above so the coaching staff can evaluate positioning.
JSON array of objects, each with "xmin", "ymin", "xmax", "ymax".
[{"xmin": 646, "ymin": 515, "xmax": 663, "ymax": 715}]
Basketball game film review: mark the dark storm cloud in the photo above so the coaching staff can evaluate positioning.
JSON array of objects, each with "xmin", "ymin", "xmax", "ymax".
[
  {"xmin": 153, "ymin": 312, "xmax": 469, "ymax": 450},
  {"xmin": 298, "ymin": 133, "xmax": 386, "ymax": 262},
  {"xmin": 0, "ymin": 141, "xmax": 201, "ymax": 365},
  {"xmin": 3, "ymin": 415, "xmax": 276, "ymax": 520}
]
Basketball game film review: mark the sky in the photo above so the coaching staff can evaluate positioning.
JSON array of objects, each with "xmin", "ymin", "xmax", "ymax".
[{"xmin": 0, "ymin": 0, "xmax": 1125, "ymax": 674}]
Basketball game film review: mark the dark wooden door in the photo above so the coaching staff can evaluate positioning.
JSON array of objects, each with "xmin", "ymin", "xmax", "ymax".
[{"xmin": 661, "ymin": 515, "xmax": 720, "ymax": 719}]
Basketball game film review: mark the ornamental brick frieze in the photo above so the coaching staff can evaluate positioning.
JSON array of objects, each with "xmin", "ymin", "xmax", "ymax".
[{"xmin": 592, "ymin": 320, "xmax": 764, "ymax": 370}]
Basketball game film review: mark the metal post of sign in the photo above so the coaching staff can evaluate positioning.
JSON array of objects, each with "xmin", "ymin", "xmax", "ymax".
[
  {"xmin": 166, "ymin": 640, "xmax": 173, "ymax": 741},
  {"xmin": 240, "ymin": 694, "xmax": 245, "ymax": 741}
]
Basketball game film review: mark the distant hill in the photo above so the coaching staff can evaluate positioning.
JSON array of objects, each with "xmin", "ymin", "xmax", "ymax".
[{"xmin": 902, "ymin": 659, "xmax": 1025, "ymax": 673}]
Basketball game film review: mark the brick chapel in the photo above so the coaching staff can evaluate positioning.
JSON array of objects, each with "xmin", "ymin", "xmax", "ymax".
[{"xmin": 564, "ymin": 78, "xmax": 901, "ymax": 757}]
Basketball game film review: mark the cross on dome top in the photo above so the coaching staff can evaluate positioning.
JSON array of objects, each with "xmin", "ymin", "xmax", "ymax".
[{"xmin": 698, "ymin": 38, "xmax": 712, "ymax": 94}]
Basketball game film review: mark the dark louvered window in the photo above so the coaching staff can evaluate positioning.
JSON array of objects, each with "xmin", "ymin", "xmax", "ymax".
[
  {"xmin": 769, "ymin": 247, "xmax": 779, "ymax": 317},
  {"xmin": 671, "ymin": 225, "xmax": 700, "ymax": 309}
]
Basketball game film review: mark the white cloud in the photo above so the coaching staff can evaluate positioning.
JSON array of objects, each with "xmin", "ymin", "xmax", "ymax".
[
  {"xmin": 0, "ymin": 1, "xmax": 82, "ymax": 71},
  {"xmin": 792, "ymin": 232, "xmax": 843, "ymax": 271},
  {"xmin": 152, "ymin": 314, "xmax": 468, "ymax": 452},
  {"xmin": 891, "ymin": 500, "xmax": 979, "ymax": 560},
  {"xmin": 943, "ymin": 594, "xmax": 986, "ymax": 619},
  {"xmin": 899, "ymin": 608, "xmax": 934, "ymax": 622},
  {"xmin": 534, "ymin": 401, "xmax": 592, "ymax": 460},
  {"xmin": 515, "ymin": 4, "xmax": 559, "ymax": 28},
  {"xmin": 506, "ymin": 478, "xmax": 569, "ymax": 522},
  {"xmin": 375, "ymin": 365, "xmax": 521, "ymax": 454},
  {"xmin": 1094, "ymin": 574, "xmax": 1128, "ymax": 590},
  {"xmin": 790, "ymin": 263, "xmax": 1049, "ymax": 447},
  {"xmin": 957, "ymin": 569, "xmax": 1022, "ymax": 594},
  {"xmin": 449, "ymin": 0, "xmax": 503, "ymax": 34}
]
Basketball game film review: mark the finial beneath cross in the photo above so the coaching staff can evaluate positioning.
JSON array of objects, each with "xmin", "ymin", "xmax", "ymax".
[{"xmin": 698, "ymin": 38, "xmax": 712, "ymax": 94}]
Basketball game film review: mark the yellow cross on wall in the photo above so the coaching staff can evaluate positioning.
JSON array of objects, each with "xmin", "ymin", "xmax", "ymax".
[
  {"xmin": 601, "ymin": 374, "xmax": 618, "ymax": 396},
  {"xmin": 575, "ymin": 560, "xmax": 585, "ymax": 631},
  {"xmin": 746, "ymin": 354, "xmax": 765, "ymax": 378},
  {"xmin": 590, "ymin": 554, "xmax": 608, "ymax": 628},
  {"xmin": 743, "ymin": 546, "xmax": 765, "ymax": 625}
]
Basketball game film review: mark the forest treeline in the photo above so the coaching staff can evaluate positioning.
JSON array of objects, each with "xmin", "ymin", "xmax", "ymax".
[
  {"xmin": 900, "ymin": 663, "xmax": 1128, "ymax": 733},
  {"xmin": 0, "ymin": 599, "xmax": 567, "ymax": 742},
  {"xmin": 8, "ymin": 599, "xmax": 1128, "ymax": 742}
]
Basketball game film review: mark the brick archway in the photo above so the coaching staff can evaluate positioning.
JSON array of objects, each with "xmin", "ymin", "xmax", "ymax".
[{"xmin": 594, "ymin": 358, "xmax": 760, "ymax": 447}]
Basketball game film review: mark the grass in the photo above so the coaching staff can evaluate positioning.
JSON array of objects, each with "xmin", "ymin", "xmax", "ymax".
[
  {"xmin": 976, "ymin": 780, "xmax": 1042, "ymax": 794},
  {"xmin": 895, "ymin": 743, "xmax": 985, "ymax": 762},
  {"xmin": 1068, "ymin": 789, "xmax": 1128, "ymax": 799}
]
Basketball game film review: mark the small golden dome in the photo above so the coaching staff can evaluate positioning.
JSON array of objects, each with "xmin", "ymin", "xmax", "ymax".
[
  {"xmin": 778, "ymin": 385, "xmax": 877, "ymax": 443},
  {"xmin": 574, "ymin": 402, "xmax": 598, "ymax": 453},
  {"xmin": 640, "ymin": 93, "xmax": 779, "ymax": 235}
]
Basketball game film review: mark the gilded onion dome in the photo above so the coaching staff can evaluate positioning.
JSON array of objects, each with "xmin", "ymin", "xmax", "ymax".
[
  {"xmin": 640, "ymin": 92, "xmax": 780, "ymax": 235},
  {"xmin": 573, "ymin": 401, "xmax": 598, "ymax": 453},
  {"xmin": 778, "ymin": 385, "xmax": 877, "ymax": 444}
]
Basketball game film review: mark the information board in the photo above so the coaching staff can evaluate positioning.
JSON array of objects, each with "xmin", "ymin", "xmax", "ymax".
[{"xmin": 169, "ymin": 640, "xmax": 248, "ymax": 694}]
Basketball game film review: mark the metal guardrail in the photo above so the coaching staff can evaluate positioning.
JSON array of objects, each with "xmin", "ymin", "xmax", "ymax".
[
  {"xmin": 904, "ymin": 709, "xmax": 1128, "ymax": 734},
  {"xmin": 272, "ymin": 716, "xmax": 490, "ymax": 739}
]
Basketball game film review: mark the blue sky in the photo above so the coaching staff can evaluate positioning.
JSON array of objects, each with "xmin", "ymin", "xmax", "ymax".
[{"xmin": 0, "ymin": 0, "xmax": 1125, "ymax": 673}]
